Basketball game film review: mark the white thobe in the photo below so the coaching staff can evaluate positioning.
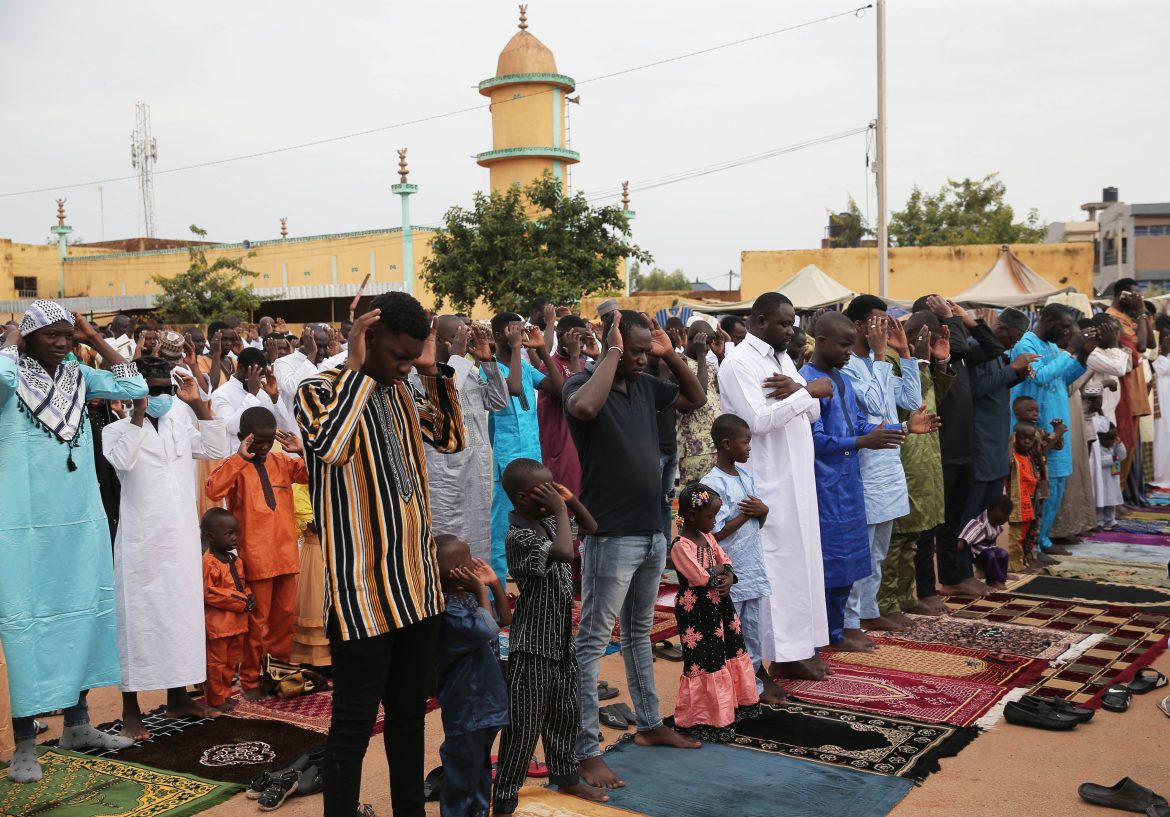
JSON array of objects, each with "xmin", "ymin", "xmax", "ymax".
[
  {"xmin": 273, "ymin": 351, "xmax": 320, "ymax": 418},
  {"xmin": 1086, "ymin": 347, "xmax": 1132, "ymax": 425},
  {"xmin": 103, "ymin": 411, "xmax": 229, "ymax": 691},
  {"xmin": 211, "ymin": 376, "xmax": 297, "ymax": 438},
  {"xmin": 1153, "ymin": 356, "xmax": 1170, "ymax": 488},
  {"xmin": 1089, "ymin": 414, "xmax": 1126, "ymax": 507},
  {"xmin": 717, "ymin": 332, "xmax": 827, "ymax": 662}
]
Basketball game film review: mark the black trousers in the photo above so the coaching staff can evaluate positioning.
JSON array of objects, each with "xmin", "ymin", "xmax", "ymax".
[
  {"xmin": 931, "ymin": 463, "xmax": 974, "ymax": 585},
  {"xmin": 493, "ymin": 652, "xmax": 580, "ymax": 814},
  {"xmin": 324, "ymin": 616, "xmax": 439, "ymax": 817},
  {"xmin": 914, "ymin": 529, "xmax": 938, "ymax": 599}
]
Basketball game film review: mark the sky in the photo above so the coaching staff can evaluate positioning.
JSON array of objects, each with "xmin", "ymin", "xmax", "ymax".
[{"xmin": 1, "ymin": 0, "xmax": 1167, "ymax": 286}]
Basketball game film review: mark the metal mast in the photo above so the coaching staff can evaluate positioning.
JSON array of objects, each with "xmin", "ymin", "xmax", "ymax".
[{"xmin": 130, "ymin": 102, "xmax": 159, "ymax": 237}]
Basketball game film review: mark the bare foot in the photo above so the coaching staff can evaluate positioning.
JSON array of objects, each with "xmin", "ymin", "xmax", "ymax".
[
  {"xmin": 1037, "ymin": 553, "xmax": 1059, "ymax": 566},
  {"xmin": 634, "ymin": 725, "xmax": 701, "ymax": 750},
  {"xmin": 1047, "ymin": 545, "xmax": 1073, "ymax": 556},
  {"xmin": 559, "ymin": 781, "xmax": 610, "ymax": 803},
  {"xmin": 809, "ymin": 655, "xmax": 834, "ymax": 677},
  {"xmin": 166, "ymin": 693, "xmax": 222, "ymax": 720},
  {"xmin": 242, "ymin": 688, "xmax": 265, "ymax": 701},
  {"xmin": 771, "ymin": 658, "xmax": 832, "ymax": 681},
  {"xmin": 214, "ymin": 701, "xmax": 237, "ymax": 713},
  {"xmin": 862, "ymin": 614, "xmax": 909, "ymax": 633},
  {"xmin": 835, "ymin": 629, "xmax": 876, "ymax": 652},
  {"xmin": 579, "ymin": 756, "xmax": 625, "ymax": 789},
  {"xmin": 988, "ymin": 582, "xmax": 1006, "ymax": 590},
  {"xmin": 885, "ymin": 611, "xmax": 913, "ymax": 628},
  {"xmin": 120, "ymin": 710, "xmax": 151, "ymax": 742},
  {"xmin": 938, "ymin": 578, "xmax": 991, "ymax": 597},
  {"xmin": 912, "ymin": 596, "xmax": 949, "ymax": 616},
  {"xmin": 1005, "ymin": 573, "xmax": 1021, "ymax": 581},
  {"xmin": 759, "ymin": 676, "xmax": 788, "ymax": 704}
]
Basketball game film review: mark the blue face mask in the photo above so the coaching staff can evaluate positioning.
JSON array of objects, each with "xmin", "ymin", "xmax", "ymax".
[{"xmin": 146, "ymin": 396, "xmax": 174, "ymax": 418}]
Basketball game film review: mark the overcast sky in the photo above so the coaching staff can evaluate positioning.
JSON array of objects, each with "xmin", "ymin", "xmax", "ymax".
[{"xmin": 2, "ymin": 1, "xmax": 1167, "ymax": 284}]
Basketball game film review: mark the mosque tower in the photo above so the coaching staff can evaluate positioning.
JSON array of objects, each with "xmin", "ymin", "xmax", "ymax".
[{"xmin": 476, "ymin": 5, "xmax": 579, "ymax": 193}]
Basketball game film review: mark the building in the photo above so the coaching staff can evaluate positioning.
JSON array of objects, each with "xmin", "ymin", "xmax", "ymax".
[{"xmin": 0, "ymin": 8, "xmax": 590, "ymax": 321}]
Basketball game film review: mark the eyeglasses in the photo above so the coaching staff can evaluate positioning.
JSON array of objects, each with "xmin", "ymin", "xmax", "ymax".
[{"xmin": 148, "ymin": 384, "xmax": 178, "ymax": 396}]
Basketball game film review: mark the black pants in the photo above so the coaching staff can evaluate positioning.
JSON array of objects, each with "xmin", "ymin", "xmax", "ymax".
[
  {"xmin": 914, "ymin": 529, "xmax": 938, "ymax": 599},
  {"xmin": 493, "ymin": 652, "xmax": 580, "ymax": 814},
  {"xmin": 440, "ymin": 726, "xmax": 498, "ymax": 817},
  {"xmin": 932, "ymin": 463, "xmax": 974, "ymax": 585},
  {"xmin": 324, "ymin": 616, "xmax": 439, "ymax": 817}
]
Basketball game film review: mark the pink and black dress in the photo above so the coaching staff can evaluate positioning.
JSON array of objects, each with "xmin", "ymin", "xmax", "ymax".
[{"xmin": 671, "ymin": 532, "xmax": 761, "ymax": 741}]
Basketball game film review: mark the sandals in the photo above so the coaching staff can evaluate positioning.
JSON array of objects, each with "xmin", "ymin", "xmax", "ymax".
[
  {"xmin": 599, "ymin": 705, "xmax": 629, "ymax": 730},
  {"xmin": 528, "ymin": 757, "xmax": 549, "ymax": 778},
  {"xmin": 1101, "ymin": 683, "xmax": 1133, "ymax": 713},
  {"xmin": 423, "ymin": 767, "xmax": 444, "ymax": 802},
  {"xmin": 257, "ymin": 771, "xmax": 300, "ymax": 811},
  {"xmin": 653, "ymin": 640, "xmax": 683, "ymax": 661},
  {"xmin": 1159, "ymin": 696, "xmax": 1170, "ymax": 718},
  {"xmin": 597, "ymin": 680, "xmax": 620, "ymax": 701},
  {"xmin": 1129, "ymin": 669, "xmax": 1168, "ymax": 695},
  {"xmin": 1078, "ymin": 778, "xmax": 1167, "ymax": 813}
]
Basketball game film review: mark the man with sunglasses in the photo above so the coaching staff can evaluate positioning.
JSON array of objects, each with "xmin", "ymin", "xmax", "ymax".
[{"xmin": 102, "ymin": 356, "xmax": 231, "ymax": 740}]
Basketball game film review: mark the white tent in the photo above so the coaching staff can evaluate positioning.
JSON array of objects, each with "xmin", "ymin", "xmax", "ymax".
[
  {"xmin": 685, "ymin": 264, "xmax": 857, "ymax": 313},
  {"xmin": 949, "ymin": 245, "xmax": 1073, "ymax": 308}
]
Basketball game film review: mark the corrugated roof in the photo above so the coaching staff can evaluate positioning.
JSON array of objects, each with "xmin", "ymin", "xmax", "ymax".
[{"xmin": 1131, "ymin": 203, "xmax": 1170, "ymax": 216}]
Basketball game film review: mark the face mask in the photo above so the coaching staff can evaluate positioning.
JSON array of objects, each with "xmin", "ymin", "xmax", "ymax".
[{"xmin": 146, "ymin": 396, "xmax": 174, "ymax": 418}]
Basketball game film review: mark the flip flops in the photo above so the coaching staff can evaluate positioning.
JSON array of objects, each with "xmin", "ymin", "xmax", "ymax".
[
  {"xmin": 527, "ymin": 757, "xmax": 549, "ymax": 778},
  {"xmin": 597, "ymin": 680, "xmax": 620, "ymax": 701},
  {"xmin": 423, "ymin": 767, "xmax": 444, "ymax": 802},
  {"xmin": 599, "ymin": 705, "xmax": 629, "ymax": 730},
  {"xmin": 1129, "ymin": 669, "xmax": 1168, "ymax": 695},
  {"xmin": 1102, "ymin": 683, "xmax": 1134, "ymax": 713},
  {"xmin": 653, "ymin": 640, "xmax": 683, "ymax": 661},
  {"xmin": 1078, "ymin": 778, "xmax": 1167, "ymax": 813},
  {"xmin": 1158, "ymin": 695, "xmax": 1170, "ymax": 718}
]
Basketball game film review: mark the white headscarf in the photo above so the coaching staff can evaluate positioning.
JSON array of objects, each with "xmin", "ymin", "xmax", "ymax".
[{"xmin": 11, "ymin": 300, "xmax": 86, "ymax": 467}]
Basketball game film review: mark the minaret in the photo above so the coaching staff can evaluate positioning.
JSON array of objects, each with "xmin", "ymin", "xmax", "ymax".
[
  {"xmin": 392, "ymin": 148, "xmax": 419, "ymax": 295},
  {"xmin": 50, "ymin": 199, "xmax": 73, "ymax": 298},
  {"xmin": 477, "ymin": 5, "xmax": 579, "ymax": 193}
]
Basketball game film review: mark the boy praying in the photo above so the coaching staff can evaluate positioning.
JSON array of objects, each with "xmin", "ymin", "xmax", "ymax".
[{"xmin": 201, "ymin": 509, "xmax": 255, "ymax": 709}]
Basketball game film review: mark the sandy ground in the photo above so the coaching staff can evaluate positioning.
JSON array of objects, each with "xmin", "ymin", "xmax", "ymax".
[{"xmin": 26, "ymin": 647, "xmax": 1170, "ymax": 817}]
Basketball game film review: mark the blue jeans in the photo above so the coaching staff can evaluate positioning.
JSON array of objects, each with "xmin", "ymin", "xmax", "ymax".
[
  {"xmin": 733, "ymin": 597, "xmax": 765, "ymax": 694},
  {"xmin": 658, "ymin": 451, "xmax": 679, "ymax": 542},
  {"xmin": 13, "ymin": 690, "xmax": 91, "ymax": 742},
  {"xmin": 1038, "ymin": 475, "xmax": 1067, "ymax": 551},
  {"xmin": 844, "ymin": 520, "xmax": 894, "ymax": 629},
  {"xmin": 575, "ymin": 533, "xmax": 667, "ymax": 761}
]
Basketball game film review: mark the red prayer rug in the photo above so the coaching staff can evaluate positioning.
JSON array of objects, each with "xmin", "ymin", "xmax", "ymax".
[
  {"xmin": 824, "ymin": 638, "xmax": 1044, "ymax": 687},
  {"xmin": 227, "ymin": 690, "xmax": 440, "ymax": 735}
]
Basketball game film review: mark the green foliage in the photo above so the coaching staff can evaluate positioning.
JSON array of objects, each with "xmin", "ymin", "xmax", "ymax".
[
  {"xmin": 152, "ymin": 225, "xmax": 265, "ymax": 324},
  {"xmin": 634, "ymin": 266, "xmax": 691, "ymax": 291},
  {"xmin": 889, "ymin": 173, "xmax": 1045, "ymax": 247},
  {"xmin": 826, "ymin": 196, "xmax": 871, "ymax": 248},
  {"xmin": 421, "ymin": 172, "xmax": 651, "ymax": 313}
]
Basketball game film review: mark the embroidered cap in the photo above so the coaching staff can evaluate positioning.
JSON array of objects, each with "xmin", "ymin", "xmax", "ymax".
[
  {"xmin": 157, "ymin": 330, "xmax": 186, "ymax": 361},
  {"xmin": 19, "ymin": 299, "xmax": 74, "ymax": 337}
]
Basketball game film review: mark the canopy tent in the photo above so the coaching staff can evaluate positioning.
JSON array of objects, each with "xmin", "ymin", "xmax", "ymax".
[
  {"xmin": 683, "ymin": 264, "xmax": 857, "ymax": 314},
  {"xmin": 947, "ymin": 245, "xmax": 1073, "ymax": 308}
]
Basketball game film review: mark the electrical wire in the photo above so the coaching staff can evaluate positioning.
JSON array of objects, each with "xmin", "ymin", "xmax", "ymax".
[{"xmin": 0, "ymin": 5, "xmax": 871, "ymax": 198}]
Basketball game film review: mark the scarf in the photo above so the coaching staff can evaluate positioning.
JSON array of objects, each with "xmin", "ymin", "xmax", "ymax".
[{"xmin": 13, "ymin": 353, "xmax": 87, "ymax": 471}]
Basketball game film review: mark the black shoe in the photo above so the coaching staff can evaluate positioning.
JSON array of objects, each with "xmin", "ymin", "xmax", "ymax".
[
  {"xmin": 1019, "ymin": 695, "xmax": 1094, "ymax": 723},
  {"xmin": 1003, "ymin": 700, "xmax": 1079, "ymax": 730},
  {"xmin": 257, "ymin": 771, "xmax": 299, "ymax": 811},
  {"xmin": 1078, "ymin": 777, "xmax": 1167, "ymax": 812},
  {"xmin": 296, "ymin": 763, "xmax": 323, "ymax": 797}
]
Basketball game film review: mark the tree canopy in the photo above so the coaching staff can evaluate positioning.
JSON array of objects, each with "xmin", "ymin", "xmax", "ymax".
[
  {"xmin": 888, "ymin": 173, "xmax": 1045, "ymax": 247},
  {"xmin": 152, "ymin": 225, "xmax": 264, "ymax": 323},
  {"xmin": 633, "ymin": 265, "xmax": 691, "ymax": 291},
  {"xmin": 421, "ymin": 172, "xmax": 650, "ymax": 314}
]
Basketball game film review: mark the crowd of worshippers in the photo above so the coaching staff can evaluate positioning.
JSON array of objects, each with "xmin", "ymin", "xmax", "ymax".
[{"xmin": 3, "ymin": 277, "xmax": 1168, "ymax": 817}]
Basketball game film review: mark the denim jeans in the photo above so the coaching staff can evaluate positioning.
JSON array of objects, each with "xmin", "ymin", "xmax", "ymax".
[
  {"xmin": 13, "ymin": 690, "xmax": 91, "ymax": 742},
  {"xmin": 575, "ymin": 533, "xmax": 667, "ymax": 761},
  {"xmin": 658, "ymin": 451, "xmax": 679, "ymax": 541},
  {"xmin": 733, "ymin": 597, "xmax": 765, "ymax": 694},
  {"xmin": 844, "ymin": 520, "xmax": 894, "ymax": 629}
]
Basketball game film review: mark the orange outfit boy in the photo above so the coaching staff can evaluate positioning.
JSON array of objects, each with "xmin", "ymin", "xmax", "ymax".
[
  {"xmin": 1007, "ymin": 446, "xmax": 1039, "ymax": 571},
  {"xmin": 206, "ymin": 408, "xmax": 308, "ymax": 696},
  {"xmin": 203, "ymin": 548, "xmax": 253, "ymax": 706}
]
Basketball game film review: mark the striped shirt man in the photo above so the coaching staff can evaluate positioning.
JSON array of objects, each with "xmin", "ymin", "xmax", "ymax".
[{"xmin": 295, "ymin": 365, "xmax": 464, "ymax": 641}]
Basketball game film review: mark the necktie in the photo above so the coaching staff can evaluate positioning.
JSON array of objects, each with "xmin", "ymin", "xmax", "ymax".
[{"xmin": 254, "ymin": 460, "xmax": 277, "ymax": 511}]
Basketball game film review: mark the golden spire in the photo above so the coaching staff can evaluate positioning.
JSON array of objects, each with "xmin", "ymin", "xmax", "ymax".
[
  {"xmin": 621, "ymin": 181, "xmax": 630, "ymax": 211},
  {"xmin": 397, "ymin": 148, "xmax": 410, "ymax": 183},
  {"xmin": 55, "ymin": 198, "xmax": 67, "ymax": 226},
  {"xmin": 280, "ymin": 217, "xmax": 288, "ymax": 238},
  {"xmin": 518, "ymin": 3, "xmax": 528, "ymax": 30}
]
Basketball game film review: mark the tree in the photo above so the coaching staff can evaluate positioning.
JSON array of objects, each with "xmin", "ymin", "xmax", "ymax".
[
  {"xmin": 152, "ymin": 225, "xmax": 264, "ymax": 324},
  {"xmin": 634, "ymin": 267, "xmax": 691, "ymax": 291},
  {"xmin": 826, "ymin": 196, "xmax": 871, "ymax": 248},
  {"xmin": 422, "ymin": 172, "xmax": 651, "ymax": 313},
  {"xmin": 889, "ymin": 173, "xmax": 1045, "ymax": 247}
]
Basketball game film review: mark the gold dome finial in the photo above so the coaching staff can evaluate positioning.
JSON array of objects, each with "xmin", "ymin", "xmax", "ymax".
[
  {"xmin": 397, "ymin": 148, "xmax": 410, "ymax": 183},
  {"xmin": 55, "ymin": 198, "xmax": 67, "ymax": 226},
  {"xmin": 280, "ymin": 217, "xmax": 288, "ymax": 238},
  {"xmin": 518, "ymin": 3, "xmax": 528, "ymax": 30},
  {"xmin": 621, "ymin": 182, "xmax": 630, "ymax": 211}
]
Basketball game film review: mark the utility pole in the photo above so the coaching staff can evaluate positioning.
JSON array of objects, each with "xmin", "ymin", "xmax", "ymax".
[
  {"xmin": 130, "ymin": 102, "xmax": 159, "ymax": 237},
  {"xmin": 875, "ymin": 0, "xmax": 889, "ymax": 298}
]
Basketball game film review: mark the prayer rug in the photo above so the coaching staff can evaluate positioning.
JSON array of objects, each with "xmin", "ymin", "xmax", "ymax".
[
  {"xmin": 568, "ymin": 607, "xmax": 679, "ymax": 653},
  {"xmin": 948, "ymin": 593, "xmax": 1170, "ymax": 704},
  {"xmin": 1071, "ymin": 540, "xmax": 1170, "ymax": 564},
  {"xmin": 0, "ymin": 747, "xmax": 242, "ymax": 817},
  {"xmin": 869, "ymin": 614, "xmax": 1091, "ymax": 660},
  {"xmin": 43, "ymin": 707, "xmax": 213, "ymax": 758},
  {"xmin": 824, "ymin": 639, "xmax": 1045, "ymax": 686},
  {"xmin": 656, "ymin": 582, "xmax": 679, "ymax": 612},
  {"xmin": 776, "ymin": 667, "xmax": 1006, "ymax": 726},
  {"xmin": 1011, "ymin": 575, "xmax": 1170, "ymax": 612},
  {"xmin": 1085, "ymin": 531, "xmax": 1170, "ymax": 547},
  {"xmin": 1045, "ymin": 556, "xmax": 1170, "ymax": 589},
  {"xmin": 1112, "ymin": 517, "xmax": 1170, "ymax": 535},
  {"xmin": 514, "ymin": 786, "xmax": 639, "ymax": 817},
  {"xmin": 600, "ymin": 738, "xmax": 913, "ymax": 817},
  {"xmin": 729, "ymin": 701, "xmax": 979, "ymax": 781},
  {"xmin": 228, "ymin": 690, "xmax": 438, "ymax": 735}
]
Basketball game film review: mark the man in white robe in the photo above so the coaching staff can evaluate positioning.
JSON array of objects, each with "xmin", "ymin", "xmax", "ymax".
[
  {"xmin": 104, "ymin": 357, "xmax": 230, "ymax": 739},
  {"xmin": 211, "ymin": 346, "xmax": 296, "ymax": 437},
  {"xmin": 718, "ymin": 293, "xmax": 835, "ymax": 680}
]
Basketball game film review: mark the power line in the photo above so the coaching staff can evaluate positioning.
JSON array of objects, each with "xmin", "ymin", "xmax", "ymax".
[{"xmin": 0, "ymin": 5, "xmax": 871, "ymax": 199}]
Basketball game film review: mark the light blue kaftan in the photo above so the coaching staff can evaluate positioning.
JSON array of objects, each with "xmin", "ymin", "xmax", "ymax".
[
  {"xmin": 0, "ymin": 352, "xmax": 147, "ymax": 716},
  {"xmin": 841, "ymin": 351, "xmax": 922, "ymax": 524},
  {"xmin": 1010, "ymin": 331, "xmax": 1086, "ymax": 480}
]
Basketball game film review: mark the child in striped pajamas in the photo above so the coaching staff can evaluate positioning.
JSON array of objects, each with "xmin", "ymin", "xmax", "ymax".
[{"xmin": 493, "ymin": 458, "xmax": 609, "ymax": 816}]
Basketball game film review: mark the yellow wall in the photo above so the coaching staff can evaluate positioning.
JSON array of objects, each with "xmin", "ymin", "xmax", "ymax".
[
  {"xmin": 740, "ymin": 243, "xmax": 1096, "ymax": 302},
  {"xmin": 0, "ymin": 240, "xmax": 117, "ymax": 301}
]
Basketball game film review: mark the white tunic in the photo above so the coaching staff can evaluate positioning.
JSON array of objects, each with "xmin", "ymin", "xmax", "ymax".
[
  {"xmin": 1089, "ymin": 414, "xmax": 1126, "ymax": 509},
  {"xmin": 211, "ymin": 376, "xmax": 297, "ymax": 438},
  {"xmin": 717, "ymin": 332, "xmax": 828, "ymax": 662},
  {"xmin": 1153, "ymin": 356, "xmax": 1170, "ymax": 488},
  {"xmin": 104, "ymin": 411, "xmax": 229, "ymax": 692}
]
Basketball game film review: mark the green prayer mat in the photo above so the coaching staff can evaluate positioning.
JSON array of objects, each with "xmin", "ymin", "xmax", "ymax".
[{"xmin": 0, "ymin": 747, "xmax": 242, "ymax": 817}]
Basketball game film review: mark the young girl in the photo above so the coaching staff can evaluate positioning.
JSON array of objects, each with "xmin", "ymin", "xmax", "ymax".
[{"xmin": 670, "ymin": 483, "xmax": 760, "ymax": 742}]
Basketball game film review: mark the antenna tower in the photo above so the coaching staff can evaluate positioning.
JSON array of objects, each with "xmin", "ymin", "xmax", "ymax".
[{"xmin": 130, "ymin": 102, "xmax": 159, "ymax": 237}]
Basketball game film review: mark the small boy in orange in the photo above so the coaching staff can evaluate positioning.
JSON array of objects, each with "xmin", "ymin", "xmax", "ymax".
[
  {"xmin": 201, "ymin": 508, "xmax": 255, "ymax": 709},
  {"xmin": 1007, "ymin": 423, "xmax": 1040, "ymax": 572},
  {"xmin": 206, "ymin": 406, "xmax": 308, "ymax": 699}
]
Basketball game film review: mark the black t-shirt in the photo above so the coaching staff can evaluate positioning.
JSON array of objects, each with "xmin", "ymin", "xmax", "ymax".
[{"xmin": 563, "ymin": 365, "xmax": 680, "ymax": 535}]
